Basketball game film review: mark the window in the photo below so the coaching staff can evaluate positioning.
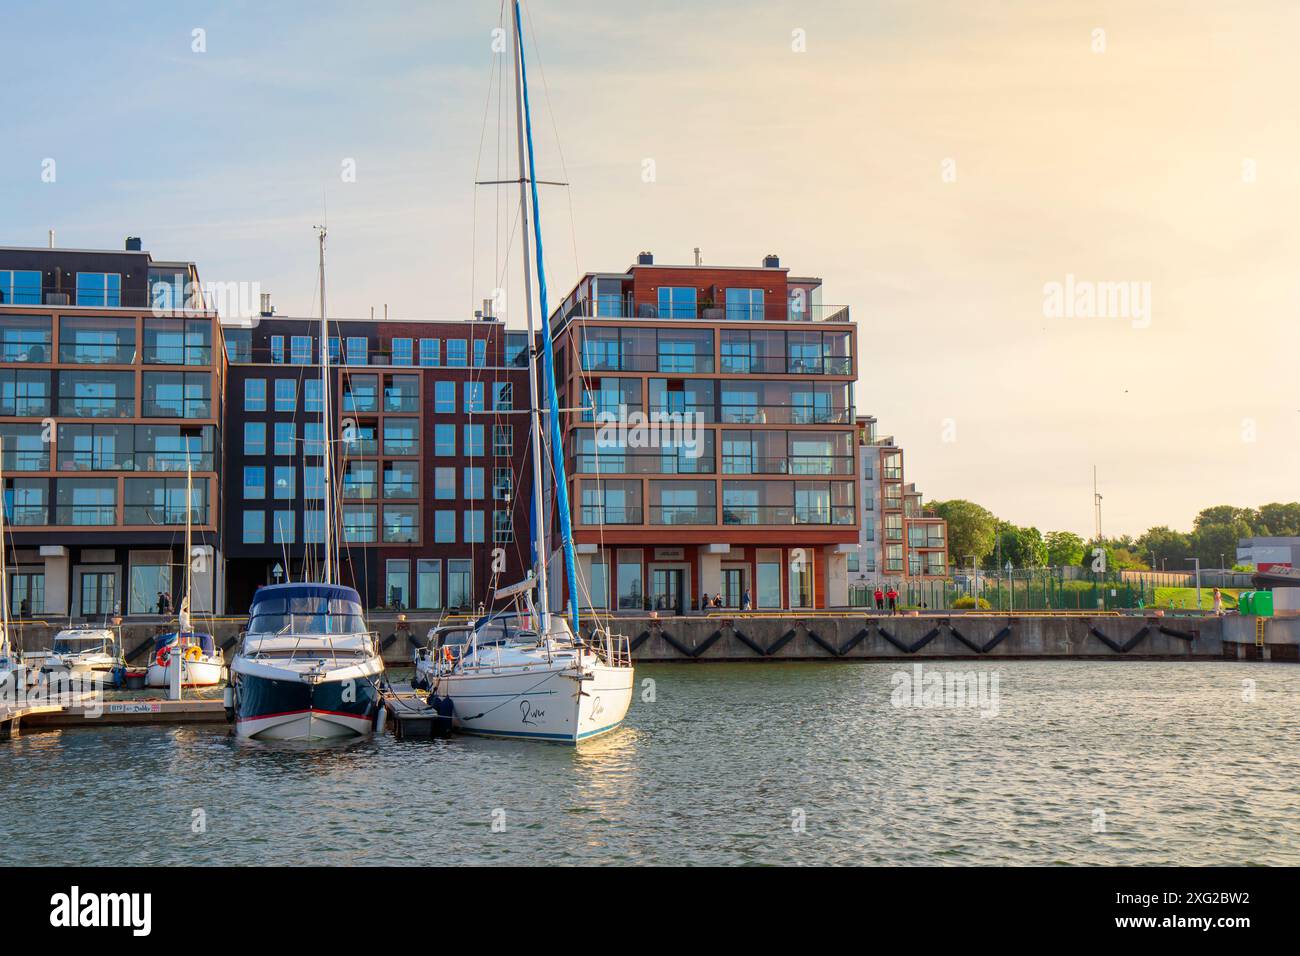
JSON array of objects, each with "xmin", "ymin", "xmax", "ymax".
[
  {"xmin": 385, "ymin": 560, "xmax": 411, "ymax": 608},
  {"xmin": 616, "ymin": 549, "xmax": 643, "ymax": 610},
  {"xmin": 757, "ymin": 551, "xmax": 782, "ymax": 608},
  {"xmin": 0, "ymin": 270, "xmax": 41, "ymax": 305},
  {"xmin": 464, "ymin": 424, "xmax": 484, "ymax": 457},
  {"xmin": 270, "ymin": 336, "xmax": 285, "ymax": 364},
  {"xmin": 343, "ymin": 375, "xmax": 378, "ymax": 412},
  {"xmin": 244, "ymin": 421, "xmax": 265, "ymax": 455},
  {"xmin": 464, "ymin": 510, "xmax": 484, "ymax": 543},
  {"xmin": 447, "ymin": 559, "xmax": 473, "ymax": 610},
  {"xmin": 243, "ymin": 511, "xmax": 265, "ymax": 544},
  {"xmin": 505, "ymin": 332, "xmax": 528, "ymax": 367},
  {"xmin": 434, "ymin": 467, "xmax": 456, "ymax": 500},
  {"xmin": 434, "ymin": 511, "xmax": 456, "ymax": 543},
  {"xmin": 725, "ymin": 287, "xmax": 764, "ymax": 321},
  {"xmin": 59, "ymin": 316, "xmax": 135, "ymax": 364},
  {"xmin": 346, "ymin": 336, "xmax": 368, "ymax": 365},
  {"xmin": 464, "ymin": 467, "xmax": 484, "ymax": 500},
  {"xmin": 2, "ymin": 424, "xmax": 49, "ymax": 471},
  {"xmin": 789, "ymin": 553, "xmax": 813, "ymax": 608},
  {"xmin": 56, "ymin": 423, "xmax": 131, "ymax": 471},
  {"xmin": 0, "ymin": 316, "xmax": 51, "ymax": 362},
  {"xmin": 274, "ymin": 421, "xmax": 295, "ymax": 456},
  {"xmin": 419, "ymin": 338, "xmax": 440, "ymax": 367},
  {"xmin": 274, "ymin": 379, "xmax": 296, "ymax": 411},
  {"xmin": 273, "ymin": 465, "xmax": 295, "ymax": 499},
  {"xmin": 492, "ymin": 381, "xmax": 513, "ymax": 410},
  {"xmin": 392, "ymin": 338, "xmax": 413, "ymax": 366},
  {"xmin": 304, "ymin": 509, "xmax": 325, "ymax": 543},
  {"xmin": 447, "ymin": 339, "xmax": 467, "ymax": 367},
  {"xmin": 142, "ymin": 371, "xmax": 210, "ymax": 418},
  {"xmin": 384, "ymin": 461, "xmax": 418, "ymax": 499},
  {"xmin": 416, "ymin": 559, "xmax": 442, "ymax": 609},
  {"xmin": 273, "ymin": 510, "xmax": 295, "ymax": 544},
  {"xmin": 464, "ymin": 381, "xmax": 484, "ymax": 413},
  {"xmin": 328, "ymin": 337, "xmax": 341, "ymax": 365},
  {"xmin": 383, "ymin": 374, "xmax": 418, "ymax": 412},
  {"xmin": 434, "ymin": 380, "xmax": 454, "ymax": 413},
  {"xmin": 290, "ymin": 335, "xmax": 312, "ymax": 365},
  {"xmin": 304, "ymin": 466, "xmax": 325, "ymax": 500},
  {"xmin": 343, "ymin": 461, "xmax": 377, "ymax": 499},
  {"xmin": 0, "ymin": 369, "xmax": 51, "ymax": 416},
  {"xmin": 493, "ymin": 467, "xmax": 512, "ymax": 501},
  {"xmin": 383, "ymin": 505, "xmax": 419, "ymax": 543},
  {"xmin": 244, "ymin": 378, "xmax": 266, "ymax": 411},
  {"xmin": 342, "ymin": 505, "xmax": 377, "ymax": 542},
  {"xmin": 847, "ymin": 552, "xmax": 860, "ymax": 573},
  {"xmin": 224, "ymin": 329, "xmax": 251, "ymax": 363},
  {"xmin": 304, "ymin": 421, "xmax": 324, "ymax": 456},
  {"xmin": 589, "ymin": 557, "xmax": 609, "ymax": 608},
  {"xmin": 493, "ymin": 510, "xmax": 513, "ymax": 544},
  {"xmin": 657, "ymin": 286, "xmax": 697, "ymax": 319},
  {"xmin": 3, "ymin": 478, "xmax": 48, "ymax": 526},
  {"xmin": 493, "ymin": 425, "xmax": 513, "ymax": 456},
  {"xmin": 58, "ymin": 370, "xmax": 135, "ymax": 417},
  {"xmin": 383, "ymin": 418, "xmax": 418, "ymax": 456},
  {"xmin": 304, "ymin": 379, "xmax": 322, "ymax": 413},
  {"xmin": 135, "ymin": 425, "xmax": 213, "ymax": 471},
  {"xmin": 142, "ymin": 318, "xmax": 211, "ymax": 365},
  {"xmin": 434, "ymin": 424, "xmax": 455, "ymax": 456},
  {"xmin": 75, "ymin": 272, "xmax": 121, "ymax": 307},
  {"xmin": 56, "ymin": 478, "xmax": 116, "ymax": 525},
  {"xmin": 243, "ymin": 466, "xmax": 266, "ymax": 499},
  {"xmin": 472, "ymin": 339, "xmax": 486, "ymax": 367}
]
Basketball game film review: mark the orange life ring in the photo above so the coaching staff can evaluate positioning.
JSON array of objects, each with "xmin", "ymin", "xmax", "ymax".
[
  {"xmin": 184, "ymin": 645, "xmax": 203, "ymax": 662},
  {"xmin": 442, "ymin": 645, "xmax": 454, "ymax": 663},
  {"xmin": 156, "ymin": 644, "xmax": 172, "ymax": 668}
]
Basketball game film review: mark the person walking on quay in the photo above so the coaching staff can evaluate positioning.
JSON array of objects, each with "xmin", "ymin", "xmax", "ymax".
[
  {"xmin": 156, "ymin": 591, "xmax": 172, "ymax": 616},
  {"xmin": 1213, "ymin": 587, "xmax": 1224, "ymax": 615},
  {"xmin": 742, "ymin": 588, "xmax": 752, "ymax": 611},
  {"xmin": 886, "ymin": 586, "xmax": 898, "ymax": 614},
  {"xmin": 874, "ymin": 586, "xmax": 884, "ymax": 611},
  {"xmin": 700, "ymin": 593, "xmax": 711, "ymax": 613}
]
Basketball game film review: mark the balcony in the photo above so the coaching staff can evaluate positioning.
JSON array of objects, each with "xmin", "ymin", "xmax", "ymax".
[
  {"xmin": 721, "ymin": 505, "xmax": 856, "ymax": 526},
  {"xmin": 720, "ymin": 354, "xmax": 854, "ymax": 375},
  {"xmin": 579, "ymin": 506, "xmax": 643, "ymax": 525},
  {"xmin": 648, "ymin": 505, "xmax": 717, "ymax": 525},
  {"xmin": 721, "ymin": 455, "xmax": 854, "ymax": 476},
  {"xmin": 718, "ymin": 404, "xmax": 853, "ymax": 425},
  {"xmin": 576, "ymin": 295, "xmax": 851, "ymax": 324}
]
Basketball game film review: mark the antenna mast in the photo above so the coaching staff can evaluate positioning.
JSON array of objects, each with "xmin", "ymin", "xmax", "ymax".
[{"xmin": 317, "ymin": 227, "xmax": 335, "ymax": 585}]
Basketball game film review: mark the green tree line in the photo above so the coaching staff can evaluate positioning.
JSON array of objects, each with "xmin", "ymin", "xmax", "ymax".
[{"xmin": 924, "ymin": 500, "xmax": 1300, "ymax": 572}]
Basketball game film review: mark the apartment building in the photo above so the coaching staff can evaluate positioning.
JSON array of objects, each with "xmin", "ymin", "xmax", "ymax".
[
  {"xmin": 850, "ymin": 415, "xmax": 947, "ymax": 600},
  {"xmin": 220, "ymin": 311, "xmax": 533, "ymax": 613},
  {"xmin": 0, "ymin": 240, "xmax": 222, "ymax": 618},
  {"xmin": 548, "ymin": 252, "xmax": 859, "ymax": 612}
]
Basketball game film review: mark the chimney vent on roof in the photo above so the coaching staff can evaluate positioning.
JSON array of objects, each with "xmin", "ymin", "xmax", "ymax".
[
  {"xmin": 762, "ymin": 253, "xmax": 780, "ymax": 268},
  {"xmin": 125, "ymin": 236, "xmax": 143, "ymax": 252},
  {"xmin": 482, "ymin": 297, "xmax": 494, "ymax": 320},
  {"xmin": 637, "ymin": 251, "xmax": 654, "ymax": 265},
  {"xmin": 259, "ymin": 293, "xmax": 273, "ymax": 317}
]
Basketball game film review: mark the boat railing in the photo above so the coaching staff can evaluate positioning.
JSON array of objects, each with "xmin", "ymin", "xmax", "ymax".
[{"xmin": 594, "ymin": 630, "xmax": 632, "ymax": 668}]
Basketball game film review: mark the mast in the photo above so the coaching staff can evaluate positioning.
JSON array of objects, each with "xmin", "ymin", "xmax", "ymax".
[
  {"xmin": 318, "ymin": 227, "xmax": 336, "ymax": 586},
  {"xmin": 182, "ymin": 454, "xmax": 192, "ymax": 632},
  {"xmin": 513, "ymin": 0, "xmax": 581, "ymax": 636},
  {"xmin": 0, "ymin": 452, "xmax": 10, "ymax": 652},
  {"xmin": 510, "ymin": 3, "xmax": 551, "ymax": 630}
]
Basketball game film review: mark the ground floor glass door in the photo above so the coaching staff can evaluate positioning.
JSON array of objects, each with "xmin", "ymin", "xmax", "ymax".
[{"xmin": 651, "ymin": 568, "xmax": 684, "ymax": 614}]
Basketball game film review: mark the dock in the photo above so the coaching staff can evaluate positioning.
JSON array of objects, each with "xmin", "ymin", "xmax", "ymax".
[
  {"xmin": 382, "ymin": 683, "xmax": 452, "ymax": 738},
  {"xmin": 2, "ymin": 695, "xmax": 226, "ymax": 734}
]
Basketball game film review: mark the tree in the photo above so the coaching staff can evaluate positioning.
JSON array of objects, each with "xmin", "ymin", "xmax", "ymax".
[
  {"xmin": 1255, "ymin": 502, "xmax": 1300, "ymax": 536},
  {"xmin": 1045, "ymin": 531, "xmax": 1085, "ymax": 567},
  {"xmin": 1137, "ymin": 526, "xmax": 1193, "ymax": 569},
  {"xmin": 1190, "ymin": 521, "xmax": 1250, "ymax": 569},
  {"xmin": 1193, "ymin": 506, "xmax": 1256, "ymax": 533},
  {"xmin": 927, "ymin": 499, "xmax": 998, "ymax": 567},
  {"xmin": 986, "ymin": 523, "xmax": 1047, "ymax": 569}
]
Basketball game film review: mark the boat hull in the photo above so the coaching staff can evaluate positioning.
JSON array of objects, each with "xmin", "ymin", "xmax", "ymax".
[
  {"xmin": 145, "ymin": 658, "xmax": 224, "ymax": 688},
  {"xmin": 233, "ymin": 669, "xmax": 381, "ymax": 741},
  {"xmin": 441, "ymin": 662, "xmax": 634, "ymax": 743}
]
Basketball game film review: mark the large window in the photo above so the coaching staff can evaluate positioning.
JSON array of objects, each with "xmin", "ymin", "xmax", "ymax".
[
  {"xmin": 464, "ymin": 424, "xmax": 484, "ymax": 457},
  {"xmin": 416, "ymin": 559, "xmax": 441, "ymax": 609},
  {"xmin": 391, "ymin": 338, "xmax": 413, "ymax": 367},
  {"xmin": 273, "ymin": 422, "xmax": 295, "ymax": 456},
  {"xmin": 656, "ymin": 329, "xmax": 714, "ymax": 373},
  {"xmin": 384, "ymin": 374, "xmax": 419, "ymax": 412},
  {"xmin": 244, "ymin": 421, "xmax": 265, "ymax": 455},
  {"xmin": 136, "ymin": 425, "xmax": 214, "ymax": 471},
  {"xmin": 273, "ymin": 465, "xmax": 296, "ymax": 499},
  {"xmin": 75, "ymin": 272, "xmax": 121, "ymax": 307},
  {"xmin": 0, "ymin": 316, "xmax": 51, "ymax": 363},
  {"xmin": 59, "ymin": 316, "xmax": 135, "ymax": 364},
  {"xmin": 128, "ymin": 554, "xmax": 172, "ymax": 616},
  {"xmin": 143, "ymin": 372, "xmax": 210, "ymax": 418},
  {"xmin": 757, "ymin": 550, "xmax": 782, "ymax": 608},
  {"xmin": 345, "ymin": 336, "xmax": 368, "ymax": 366},
  {"xmin": 124, "ymin": 477, "xmax": 207, "ymax": 525},
  {"xmin": 0, "ymin": 369, "xmax": 51, "ymax": 416},
  {"xmin": 385, "ymin": 559, "xmax": 411, "ymax": 608},
  {"xmin": 434, "ymin": 467, "xmax": 456, "ymax": 500},
  {"xmin": 57, "ymin": 423, "xmax": 133, "ymax": 471},
  {"xmin": 290, "ymin": 335, "xmax": 313, "ymax": 365},
  {"xmin": 243, "ymin": 466, "xmax": 266, "ymax": 499},
  {"xmin": 649, "ymin": 480, "xmax": 716, "ymax": 525},
  {"xmin": 434, "ymin": 424, "xmax": 455, "ymax": 456},
  {"xmin": 143, "ymin": 318, "xmax": 211, "ymax": 365},
  {"xmin": 342, "ymin": 461, "xmax": 377, "ymax": 499},
  {"xmin": 616, "ymin": 549, "xmax": 643, "ymax": 610},
  {"xmin": 0, "ymin": 270, "xmax": 41, "ymax": 305},
  {"xmin": 383, "ymin": 418, "xmax": 418, "ymax": 456},
  {"xmin": 244, "ymin": 378, "xmax": 266, "ymax": 411},
  {"xmin": 272, "ymin": 510, "xmax": 295, "ymax": 544},
  {"xmin": 434, "ymin": 511, "xmax": 455, "ymax": 543},
  {"xmin": 1, "ymin": 424, "xmax": 49, "ymax": 471},
  {"xmin": 3, "ymin": 478, "xmax": 48, "ymax": 526},
  {"xmin": 464, "ymin": 380, "xmax": 485, "ymax": 413},
  {"xmin": 446, "ymin": 339, "xmax": 467, "ymax": 367},
  {"xmin": 656, "ymin": 286, "xmax": 697, "ymax": 319},
  {"xmin": 56, "ymin": 478, "xmax": 116, "ymax": 525},
  {"xmin": 580, "ymin": 479, "xmax": 642, "ymax": 525},
  {"xmin": 725, "ymin": 287, "xmax": 764, "ymax": 321},
  {"xmin": 343, "ymin": 375, "xmax": 378, "ymax": 412},
  {"xmin": 243, "ymin": 511, "xmax": 265, "ymax": 544},
  {"xmin": 384, "ymin": 461, "xmax": 418, "ymax": 499},
  {"xmin": 447, "ymin": 559, "xmax": 472, "ymax": 609},
  {"xmin": 57, "ymin": 370, "xmax": 134, "ymax": 417},
  {"xmin": 419, "ymin": 338, "xmax": 440, "ymax": 367},
  {"xmin": 274, "ymin": 379, "xmax": 296, "ymax": 412},
  {"xmin": 342, "ymin": 505, "xmax": 377, "ymax": 542},
  {"xmin": 463, "ymin": 467, "xmax": 484, "ymax": 500},
  {"xmin": 383, "ymin": 504, "xmax": 419, "ymax": 543}
]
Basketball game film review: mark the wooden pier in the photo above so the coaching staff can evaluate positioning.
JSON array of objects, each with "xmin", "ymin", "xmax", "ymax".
[{"xmin": 1, "ymin": 696, "xmax": 226, "ymax": 735}]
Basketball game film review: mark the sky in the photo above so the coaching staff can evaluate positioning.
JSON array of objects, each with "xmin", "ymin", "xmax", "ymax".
[{"xmin": 2, "ymin": 0, "xmax": 1297, "ymax": 538}]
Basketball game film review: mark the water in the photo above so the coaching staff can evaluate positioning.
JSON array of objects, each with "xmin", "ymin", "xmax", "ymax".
[{"xmin": 1, "ymin": 661, "xmax": 1295, "ymax": 865}]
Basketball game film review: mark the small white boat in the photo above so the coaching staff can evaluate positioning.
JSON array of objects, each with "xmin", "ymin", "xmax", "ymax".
[
  {"xmin": 37, "ymin": 627, "xmax": 123, "ymax": 678},
  {"xmin": 145, "ymin": 631, "xmax": 224, "ymax": 688}
]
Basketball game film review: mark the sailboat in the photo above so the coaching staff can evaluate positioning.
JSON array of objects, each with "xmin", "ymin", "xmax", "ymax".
[
  {"xmin": 145, "ymin": 457, "xmax": 224, "ymax": 688},
  {"xmin": 415, "ymin": 0, "xmax": 634, "ymax": 743},
  {"xmin": 226, "ymin": 228, "xmax": 386, "ymax": 740}
]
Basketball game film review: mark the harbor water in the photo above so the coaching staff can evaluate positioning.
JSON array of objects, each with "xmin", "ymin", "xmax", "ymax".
[{"xmin": 1, "ymin": 661, "xmax": 1295, "ymax": 866}]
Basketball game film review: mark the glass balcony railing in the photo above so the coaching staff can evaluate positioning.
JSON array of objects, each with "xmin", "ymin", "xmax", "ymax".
[
  {"xmin": 721, "ymin": 505, "xmax": 856, "ymax": 526},
  {"xmin": 579, "ymin": 506, "xmax": 643, "ymax": 525},
  {"xmin": 721, "ymin": 455, "xmax": 854, "ymax": 475},
  {"xmin": 648, "ymin": 505, "xmax": 717, "ymax": 525},
  {"xmin": 55, "ymin": 505, "xmax": 116, "ymax": 526},
  {"xmin": 58, "ymin": 343, "xmax": 136, "ymax": 365}
]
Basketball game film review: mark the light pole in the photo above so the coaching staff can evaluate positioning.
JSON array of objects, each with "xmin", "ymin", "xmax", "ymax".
[
  {"xmin": 966, "ymin": 555, "xmax": 977, "ymax": 607},
  {"xmin": 1005, "ymin": 561, "xmax": 1014, "ymax": 612},
  {"xmin": 1185, "ymin": 557, "xmax": 1201, "ymax": 610}
]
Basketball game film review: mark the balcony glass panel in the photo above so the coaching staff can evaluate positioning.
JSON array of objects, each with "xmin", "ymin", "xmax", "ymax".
[
  {"xmin": 0, "ymin": 369, "xmax": 52, "ymax": 416},
  {"xmin": 1, "ymin": 316, "xmax": 52, "ymax": 363},
  {"xmin": 58, "ymin": 316, "xmax": 135, "ymax": 365},
  {"xmin": 0, "ymin": 424, "xmax": 48, "ymax": 471},
  {"xmin": 57, "ymin": 424, "xmax": 134, "ymax": 471},
  {"xmin": 55, "ymin": 478, "xmax": 116, "ymax": 526},
  {"xmin": 57, "ymin": 371, "xmax": 134, "ymax": 417},
  {"xmin": 124, "ymin": 477, "xmax": 208, "ymax": 525},
  {"xmin": 142, "ymin": 372, "xmax": 211, "ymax": 418},
  {"xmin": 143, "ymin": 318, "xmax": 212, "ymax": 365},
  {"xmin": 3, "ymin": 477, "xmax": 48, "ymax": 525}
]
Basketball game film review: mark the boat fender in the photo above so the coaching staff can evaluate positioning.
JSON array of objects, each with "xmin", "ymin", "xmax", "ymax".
[
  {"xmin": 223, "ymin": 685, "xmax": 235, "ymax": 723},
  {"xmin": 374, "ymin": 707, "xmax": 388, "ymax": 734},
  {"xmin": 109, "ymin": 664, "xmax": 126, "ymax": 689},
  {"xmin": 184, "ymin": 645, "xmax": 203, "ymax": 662}
]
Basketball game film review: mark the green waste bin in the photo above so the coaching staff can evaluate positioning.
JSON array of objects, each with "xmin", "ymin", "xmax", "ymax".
[
  {"xmin": 1239, "ymin": 591, "xmax": 1254, "ymax": 615},
  {"xmin": 1253, "ymin": 591, "xmax": 1274, "ymax": 617}
]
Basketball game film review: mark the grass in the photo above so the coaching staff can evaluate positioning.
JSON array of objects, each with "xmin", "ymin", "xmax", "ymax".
[{"xmin": 1151, "ymin": 587, "xmax": 1239, "ymax": 610}]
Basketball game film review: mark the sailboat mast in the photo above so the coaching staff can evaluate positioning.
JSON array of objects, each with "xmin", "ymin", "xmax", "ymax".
[
  {"xmin": 318, "ymin": 228, "xmax": 335, "ymax": 586},
  {"xmin": 0, "ymin": 453, "xmax": 10, "ymax": 649},
  {"xmin": 510, "ymin": 3, "xmax": 551, "ymax": 629},
  {"xmin": 184, "ymin": 455, "xmax": 193, "ymax": 615}
]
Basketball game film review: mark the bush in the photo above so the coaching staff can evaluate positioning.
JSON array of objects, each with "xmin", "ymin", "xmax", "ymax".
[{"xmin": 952, "ymin": 596, "xmax": 991, "ymax": 609}]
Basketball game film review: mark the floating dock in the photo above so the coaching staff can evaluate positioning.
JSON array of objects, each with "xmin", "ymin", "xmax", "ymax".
[{"xmin": 2, "ymin": 696, "xmax": 226, "ymax": 734}]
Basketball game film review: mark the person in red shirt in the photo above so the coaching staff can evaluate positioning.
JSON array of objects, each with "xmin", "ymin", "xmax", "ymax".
[
  {"xmin": 886, "ymin": 586, "xmax": 899, "ymax": 614},
  {"xmin": 873, "ymin": 587, "xmax": 884, "ymax": 611}
]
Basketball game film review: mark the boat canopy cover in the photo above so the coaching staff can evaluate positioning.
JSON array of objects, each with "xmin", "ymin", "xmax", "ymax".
[
  {"xmin": 153, "ymin": 632, "xmax": 216, "ymax": 654},
  {"xmin": 248, "ymin": 583, "xmax": 366, "ymax": 635}
]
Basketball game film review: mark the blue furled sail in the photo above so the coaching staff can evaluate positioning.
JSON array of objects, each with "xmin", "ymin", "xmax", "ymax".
[{"xmin": 514, "ymin": 2, "xmax": 580, "ymax": 636}]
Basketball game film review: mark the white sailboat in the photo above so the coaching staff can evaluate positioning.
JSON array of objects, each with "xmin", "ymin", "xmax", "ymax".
[
  {"xmin": 415, "ymin": 1, "xmax": 634, "ymax": 742},
  {"xmin": 145, "ymin": 457, "xmax": 224, "ymax": 688},
  {"xmin": 227, "ymin": 228, "xmax": 386, "ymax": 740}
]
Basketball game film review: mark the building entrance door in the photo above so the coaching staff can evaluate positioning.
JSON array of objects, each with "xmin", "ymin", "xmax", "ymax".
[
  {"xmin": 721, "ymin": 568, "xmax": 744, "ymax": 607},
  {"xmin": 80, "ymin": 571, "xmax": 116, "ymax": 618},
  {"xmin": 651, "ymin": 568, "xmax": 684, "ymax": 615}
]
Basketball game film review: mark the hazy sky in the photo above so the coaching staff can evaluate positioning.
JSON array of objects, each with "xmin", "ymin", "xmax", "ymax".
[{"xmin": 3, "ymin": 0, "xmax": 1296, "ymax": 537}]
